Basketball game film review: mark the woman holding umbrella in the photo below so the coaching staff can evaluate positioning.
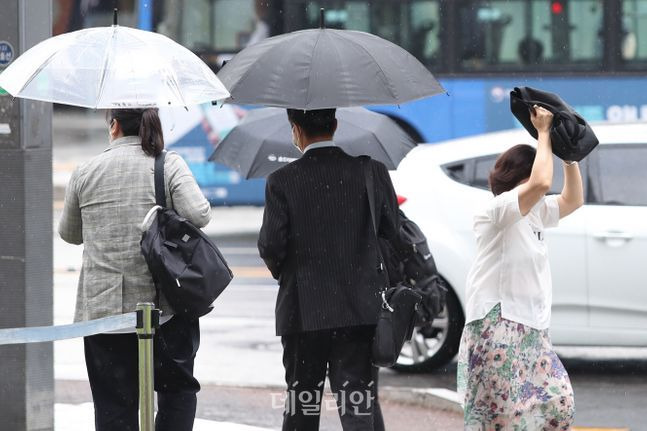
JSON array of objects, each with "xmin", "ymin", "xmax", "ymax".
[
  {"xmin": 0, "ymin": 13, "xmax": 231, "ymax": 429},
  {"xmin": 59, "ymin": 108, "xmax": 211, "ymax": 431},
  {"xmin": 456, "ymin": 106, "xmax": 583, "ymax": 429}
]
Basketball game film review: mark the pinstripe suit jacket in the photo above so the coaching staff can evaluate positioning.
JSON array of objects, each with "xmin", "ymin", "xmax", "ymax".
[
  {"xmin": 59, "ymin": 136, "xmax": 211, "ymax": 322},
  {"xmin": 258, "ymin": 146, "xmax": 399, "ymax": 335}
]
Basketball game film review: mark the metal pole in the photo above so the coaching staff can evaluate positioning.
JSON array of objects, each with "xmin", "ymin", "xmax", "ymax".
[
  {"xmin": 0, "ymin": 1, "xmax": 53, "ymax": 429},
  {"xmin": 137, "ymin": 0, "xmax": 155, "ymax": 31},
  {"xmin": 136, "ymin": 303, "xmax": 158, "ymax": 431}
]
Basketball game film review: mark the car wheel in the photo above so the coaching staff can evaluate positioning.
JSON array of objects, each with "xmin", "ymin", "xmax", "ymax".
[{"xmin": 391, "ymin": 278, "xmax": 465, "ymax": 373}]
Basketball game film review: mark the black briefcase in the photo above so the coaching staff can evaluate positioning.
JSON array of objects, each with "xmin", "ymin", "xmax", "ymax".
[
  {"xmin": 372, "ymin": 286, "xmax": 422, "ymax": 367},
  {"xmin": 510, "ymin": 86, "xmax": 599, "ymax": 162}
]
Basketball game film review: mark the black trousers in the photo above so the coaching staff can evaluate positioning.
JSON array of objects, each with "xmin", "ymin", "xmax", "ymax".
[
  {"xmin": 83, "ymin": 315, "xmax": 200, "ymax": 431},
  {"xmin": 281, "ymin": 325, "xmax": 385, "ymax": 431}
]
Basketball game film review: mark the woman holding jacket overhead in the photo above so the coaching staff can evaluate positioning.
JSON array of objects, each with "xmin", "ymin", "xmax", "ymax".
[{"xmin": 457, "ymin": 105, "xmax": 583, "ymax": 430}]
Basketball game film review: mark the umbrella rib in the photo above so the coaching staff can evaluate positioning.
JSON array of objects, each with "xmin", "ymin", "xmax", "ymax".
[
  {"xmin": 344, "ymin": 114, "xmax": 413, "ymax": 147},
  {"xmin": 337, "ymin": 118, "xmax": 398, "ymax": 167},
  {"xmin": 14, "ymin": 49, "xmax": 62, "ymax": 95},
  {"xmin": 335, "ymin": 32, "xmax": 399, "ymax": 102},
  {"xmin": 6, "ymin": 31, "xmax": 80, "ymax": 95},
  {"xmin": 223, "ymin": 33, "xmax": 300, "ymax": 102},
  {"xmin": 304, "ymin": 30, "xmax": 324, "ymax": 110},
  {"xmin": 95, "ymin": 25, "xmax": 117, "ymax": 109},
  {"xmin": 165, "ymin": 65, "xmax": 189, "ymax": 109},
  {"xmin": 240, "ymin": 116, "xmax": 290, "ymax": 178}
]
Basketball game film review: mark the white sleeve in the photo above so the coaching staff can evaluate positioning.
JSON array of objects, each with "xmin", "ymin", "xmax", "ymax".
[
  {"xmin": 486, "ymin": 188, "xmax": 523, "ymax": 228},
  {"xmin": 538, "ymin": 195, "xmax": 560, "ymax": 229}
]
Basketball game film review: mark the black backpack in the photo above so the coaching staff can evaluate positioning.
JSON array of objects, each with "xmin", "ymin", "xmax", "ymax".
[
  {"xmin": 379, "ymin": 210, "xmax": 447, "ymax": 326},
  {"xmin": 140, "ymin": 151, "xmax": 233, "ymax": 320}
]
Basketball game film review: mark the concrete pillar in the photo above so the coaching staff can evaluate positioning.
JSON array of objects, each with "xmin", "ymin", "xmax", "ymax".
[{"xmin": 0, "ymin": 1, "xmax": 54, "ymax": 430}]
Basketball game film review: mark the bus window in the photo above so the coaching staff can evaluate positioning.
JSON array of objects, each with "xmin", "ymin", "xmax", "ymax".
[
  {"xmin": 621, "ymin": 0, "xmax": 647, "ymax": 63},
  {"xmin": 302, "ymin": 2, "xmax": 372, "ymax": 32},
  {"xmin": 156, "ymin": 0, "xmax": 280, "ymax": 69},
  {"xmin": 53, "ymin": 0, "xmax": 137, "ymax": 34},
  {"xmin": 283, "ymin": 0, "xmax": 441, "ymax": 67},
  {"xmin": 177, "ymin": 0, "xmax": 259, "ymax": 52},
  {"xmin": 458, "ymin": 0, "xmax": 602, "ymax": 71},
  {"xmin": 408, "ymin": 1, "xmax": 441, "ymax": 67}
]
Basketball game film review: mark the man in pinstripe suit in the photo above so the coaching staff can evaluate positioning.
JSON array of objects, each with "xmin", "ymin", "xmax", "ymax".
[{"xmin": 258, "ymin": 108, "xmax": 399, "ymax": 431}]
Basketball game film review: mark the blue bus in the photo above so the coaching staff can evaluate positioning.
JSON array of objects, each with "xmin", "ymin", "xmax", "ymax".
[{"xmin": 62, "ymin": 0, "xmax": 647, "ymax": 205}]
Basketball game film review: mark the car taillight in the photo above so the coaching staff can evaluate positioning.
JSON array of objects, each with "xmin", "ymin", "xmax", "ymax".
[{"xmin": 397, "ymin": 195, "xmax": 407, "ymax": 206}]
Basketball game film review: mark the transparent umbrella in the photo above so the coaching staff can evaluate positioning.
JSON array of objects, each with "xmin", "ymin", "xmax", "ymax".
[{"xmin": 0, "ymin": 13, "xmax": 229, "ymax": 109}]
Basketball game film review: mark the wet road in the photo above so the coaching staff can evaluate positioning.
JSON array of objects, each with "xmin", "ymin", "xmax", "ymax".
[{"xmin": 212, "ymin": 231, "xmax": 647, "ymax": 430}]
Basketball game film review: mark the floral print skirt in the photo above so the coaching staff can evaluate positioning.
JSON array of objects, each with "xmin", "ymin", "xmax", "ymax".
[{"xmin": 457, "ymin": 304, "xmax": 575, "ymax": 430}]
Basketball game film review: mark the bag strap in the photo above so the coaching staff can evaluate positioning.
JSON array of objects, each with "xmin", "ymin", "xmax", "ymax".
[
  {"xmin": 363, "ymin": 157, "xmax": 379, "ymax": 240},
  {"xmin": 154, "ymin": 150, "xmax": 167, "ymax": 208},
  {"xmin": 152, "ymin": 150, "xmax": 167, "ymax": 309},
  {"xmin": 362, "ymin": 158, "xmax": 390, "ymax": 294}
]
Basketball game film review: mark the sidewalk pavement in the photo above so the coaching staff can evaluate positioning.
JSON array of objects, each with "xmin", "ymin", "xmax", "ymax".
[
  {"xmin": 56, "ymin": 380, "xmax": 464, "ymax": 431},
  {"xmin": 55, "ymin": 403, "xmax": 272, "ymax": 431},
  {"xmin": 53, "ymin": 232, "xmax": 464, "ymax": 430}
]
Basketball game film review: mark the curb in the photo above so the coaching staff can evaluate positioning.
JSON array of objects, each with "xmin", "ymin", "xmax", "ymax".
[
  {"xmin": 200, "ymin": 382, "xmax": 463, "ymax": 414},
  {"xmin": 380, "ymin": 386, "xmax": 463, "ymax": 414}
]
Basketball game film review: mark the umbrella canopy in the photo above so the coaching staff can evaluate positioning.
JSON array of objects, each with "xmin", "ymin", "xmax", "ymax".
[
  {"xmin": 0, "ymin": 24, "xmax": 229, "ymax": 108},
  {"xmin": 217, "ymin": 25, "xmax": 445, "ymax": 110},
  {"xmin": 209, "ymin": 107, "xmax": 416, "ymax": 178}
]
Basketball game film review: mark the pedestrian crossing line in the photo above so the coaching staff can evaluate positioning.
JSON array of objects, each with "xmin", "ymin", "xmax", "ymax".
[
  {"xmin": 573, "ymin": 427, "xmax": 630, "ymax": 431},
  {"xmin": 53, "ymin": 161, "xmax": 80, "ymax": 172},
  {"xmin": 220, "ymin": 247, "xmax": 262, "ymax": 255},
  {"xmin": 55, "ymin": 266, "xmax": 272, "ymax": 279},
  {"xmin": 230, "ymin": 266, "xmax": 272, "ymax": 278}
]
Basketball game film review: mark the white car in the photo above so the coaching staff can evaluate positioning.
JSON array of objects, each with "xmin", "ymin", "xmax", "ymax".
[{"xmin": 391, "ymin": 122, "xmax": 647, "ymax": 372}]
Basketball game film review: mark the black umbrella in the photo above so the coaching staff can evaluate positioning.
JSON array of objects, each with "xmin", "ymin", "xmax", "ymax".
[
  {"xmin": 217, "ymin": 9, "xmax": 445, "ymax": 110},
  {"xmin": 209, "ymin": 107, "xmax": 416, "ymax": 179}
]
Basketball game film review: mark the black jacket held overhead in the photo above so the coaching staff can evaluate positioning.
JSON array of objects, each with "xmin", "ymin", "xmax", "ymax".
[
  {"xmin": 258, "ymin": 146, "xmax": 399, "ymax": 336},
  {"xmin": 510, "ymin": 86, "xmax": 599, "ymax": 162}
]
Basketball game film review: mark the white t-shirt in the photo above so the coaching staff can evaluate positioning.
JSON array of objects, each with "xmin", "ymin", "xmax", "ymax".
[{"xmin": 464, "ymin": 187, "xmax": 560, "ymax": 330}]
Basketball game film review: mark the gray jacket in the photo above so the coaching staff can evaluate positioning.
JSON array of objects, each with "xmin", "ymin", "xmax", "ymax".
[{"xmin": 59, "ymin": 136, "xmax": 211, "ymax": 321}]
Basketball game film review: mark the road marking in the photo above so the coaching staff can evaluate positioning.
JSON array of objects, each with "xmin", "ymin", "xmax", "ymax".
[
  {"xmin": 53, "ymin": 161, "xmax": 80, "ymax": 172},
  {"xmin": 230, "ymin": 266, "xmax": 272, "ymax": 278},
  {"xmin": 55, "ymin": 266, "xmax": 272, "ymax": 279},
  {"xmin": 220, "ymin": 247, "xmax": 261, "ymax": 255},
  {"xmin": 573, "ymin": 428, "xmax": 630, "ymax": 431}
]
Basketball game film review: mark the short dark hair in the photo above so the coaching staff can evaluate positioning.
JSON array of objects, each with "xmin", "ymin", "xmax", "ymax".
[
  {"xmin": 286, "ymin": 108, "xmax": 337, "ymax": 138},
  {"xmin": 488, "ymin": 144, "xmax": 536, "ymax": 195}
]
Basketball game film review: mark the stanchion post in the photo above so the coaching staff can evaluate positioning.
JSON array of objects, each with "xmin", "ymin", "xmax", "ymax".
[{"xmin": 136, "ymin": 303, "xmax": 159, "ymax": 431}]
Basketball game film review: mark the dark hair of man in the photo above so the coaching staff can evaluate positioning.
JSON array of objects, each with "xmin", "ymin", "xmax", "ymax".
[
  {"xmin": 107, "ymin": 108, "xmax": 164, "ymax": 157},
  {"xmin": 286, "ymin": 108, "xmax": 337, "ymax": 138},
  {"xmin": 488, "ymin": 144, "xmax": 537, "ymax": 196}
]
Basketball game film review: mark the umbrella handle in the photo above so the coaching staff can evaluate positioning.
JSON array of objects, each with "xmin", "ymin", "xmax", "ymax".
[{"xmin": 141, "ymin": 205, "xmax": 162, "ymax": 232}]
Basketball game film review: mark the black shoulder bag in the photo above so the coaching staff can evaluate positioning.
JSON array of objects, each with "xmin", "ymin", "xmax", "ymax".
[
  {"xmin": 140, "ymin": 151, "xmax": 233, "ymax": 320},
  {"xmin": 363, "ymin": 159, "xmax": 422, "ymax": 368}
]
